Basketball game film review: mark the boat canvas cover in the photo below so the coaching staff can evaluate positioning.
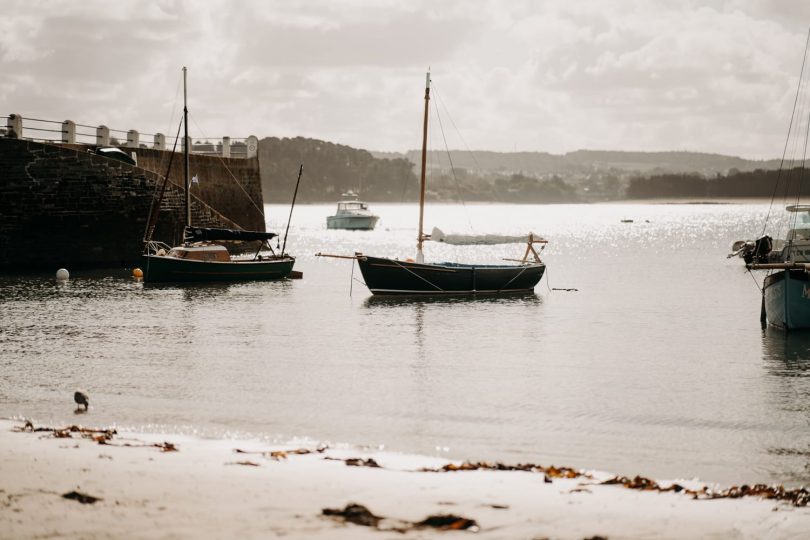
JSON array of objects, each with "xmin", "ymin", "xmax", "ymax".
[
  {"xmin": 430, "ymin": 227, "xmax": 544, "ymax": 245},
  {"xmin": 184, "ymin": 227, "xmax": 277, "ymax": 243},
  {"xmin": 96, "ymin": 147, "xmax": 136, "ymax": 165}
]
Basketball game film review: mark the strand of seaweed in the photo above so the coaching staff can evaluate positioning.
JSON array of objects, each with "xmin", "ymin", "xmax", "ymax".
[
  {"xmin": 14, "ymin": 420, "xmax": 178, "ymax": 452},
  {"xmin": 225, "ymin": 448, "xmax": 810, "ymax": 508},
  {"xmin": 322, "ymin": 503, "xmax": 479, "ymax": 533},
  {"xmin": 419, "ymin": 461, "xmax": 810, "ymax": 507},
  {"xmin": 16, "ymin": 420, "xmax": 806, "ymax": 507}
]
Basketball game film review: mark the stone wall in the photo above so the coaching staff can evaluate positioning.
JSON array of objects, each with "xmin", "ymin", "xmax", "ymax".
[
  {"xmin": 135, "ymin": 148, "xmax": 265, "ymax": 232},
  {"xmin": 0, "ymin": 139, "xmax": 265, "ymax": 271}
]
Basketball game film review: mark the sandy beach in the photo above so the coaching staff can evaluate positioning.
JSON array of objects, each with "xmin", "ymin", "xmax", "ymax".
[{"xmin": 1, "ymin": 419, "xmax": 808, "ymax": 539}]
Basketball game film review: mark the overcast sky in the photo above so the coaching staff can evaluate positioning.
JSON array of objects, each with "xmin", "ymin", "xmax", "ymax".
[{"xmin": 2, "ymin": 0, "xmax": 809, "ymax": 158}]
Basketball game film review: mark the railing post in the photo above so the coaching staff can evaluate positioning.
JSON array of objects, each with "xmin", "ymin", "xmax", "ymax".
[
  {"xmin": 62, "ymin": 120, "xmax": 76, "ymax": 144},
  {"xmin": 154, "ymin": 133, "xmax": 166, "ymax": 150},
  {"xmin": 7, "ymin": 114, "xmax": 22, "ymax": 139},
  {"xmin": 96, "ymin": 125, "xmax": 110, "ymax": 146},
  {"xmin": 222, "ymin": 136, "xmax": 231, "ymax": 158},
  {"xmin": 246, "ymin": 135, "xmax": 258, "ymax": 159},
  {"xmin": 127, "ymin": 129, "xmax": 139, "ymax": 148}
]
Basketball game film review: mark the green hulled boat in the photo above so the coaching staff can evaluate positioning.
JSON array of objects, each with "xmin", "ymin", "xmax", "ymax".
[
  {"xmin": 142, "ymin": 228, "xmax": 294, "ymax": 283},
  {"xmin": 140, "ymin": 67, "xmax": 297, "ymax": 284}
]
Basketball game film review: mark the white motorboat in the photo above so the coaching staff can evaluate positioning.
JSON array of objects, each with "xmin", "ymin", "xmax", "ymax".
[{"xmin": 326, "ymin": 191, "xmax": 379, "ymax": 230}]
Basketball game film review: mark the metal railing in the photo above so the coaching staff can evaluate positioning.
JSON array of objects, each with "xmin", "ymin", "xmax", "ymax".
[{"xmin": 2, "ymin": 113, "xmax": 258, "ymax": 159}]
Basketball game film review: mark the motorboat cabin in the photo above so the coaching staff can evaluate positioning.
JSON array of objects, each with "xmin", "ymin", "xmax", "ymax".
[{"xmin": 326, "ymin": 191, "xmax": 379, "ymax": 230}]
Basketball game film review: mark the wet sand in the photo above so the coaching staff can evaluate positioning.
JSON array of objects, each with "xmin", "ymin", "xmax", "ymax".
[{"xmin": 1, "ymin": 419, "xmax": 808, "ymax": 539}]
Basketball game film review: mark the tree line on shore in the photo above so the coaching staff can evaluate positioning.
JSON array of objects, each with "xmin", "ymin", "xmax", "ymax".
[
  {"xmin": 258, "ymin": 137, "xmax": 417, "ymax": 203},
  {"xmin": 258, "ymin": 136, "xmax": 610, "ymax": 203},
  {"xmin": 625, "ymin": 167, "xmax": 810, "ymax": 199},
  {"xmin": 258, "ymin": 136, "xmax": 793, "ymax": 203}
]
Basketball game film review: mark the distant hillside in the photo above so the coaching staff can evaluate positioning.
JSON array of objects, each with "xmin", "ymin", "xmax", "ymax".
[
  {"xmin": 258, "ymin": 137, "xmax": 417, "ymax": 204},
  {"xmin": 371, "ymin": 150, "xmax": 780, "ymax": 177},
  {"xmin": 259, "ymin": 138, "xmax": 786, "ymax": 204}
]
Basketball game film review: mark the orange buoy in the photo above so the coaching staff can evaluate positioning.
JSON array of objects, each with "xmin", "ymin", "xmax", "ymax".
[{"xmin": 132, "ymin": 268, "xmax": 143, "ymax": 278}]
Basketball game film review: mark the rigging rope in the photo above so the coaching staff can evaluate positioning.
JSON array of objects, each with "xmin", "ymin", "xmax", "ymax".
[
  {"xmin": 389, "ymin": 259, "xmax": 445, "ymax": 291},
  {"xmin": 430, "ymin": 85, "xmax": 474, "ymax": 233},
  {"xmin": 498, "ymin": 264, "xmax": 530, "ymax": 291},
  {"xmin": 791, "ymin": 87, "xmax": 810, "ymax": 231},
  {"xmin": 158, "ymin": 75, "xmax": 183, "ymax": 176},
  {"xmin": 143, "ymin": 117, "xmax": 184, "ymax": 244},
  {"xmin": 433, "ymin": 87, "xmax": 502, "ymax": 203},
  {"xmin": 746, "ymin": 268, "xmax": 763, "ymax": 293},
  {"xmin": 188, "ymin": 113, "xmax": 267, "ymax": 224},
  {"xmin": 785, "ymin": 48, "xmax": 810, "ymax": 237},
  {"xmin": 765, "ymin": 27, "xmax": 810, "ymax": 244}
]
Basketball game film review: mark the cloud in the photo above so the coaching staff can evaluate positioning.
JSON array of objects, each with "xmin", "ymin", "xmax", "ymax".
[{"xmin": 0, "ymin": 0, "xmax": 806, "ymax": 158}]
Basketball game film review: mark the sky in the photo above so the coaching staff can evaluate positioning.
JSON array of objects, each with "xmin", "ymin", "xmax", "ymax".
[{"xmin": 2, "ymin": 0, "xmax": 810, "ymax": 159}]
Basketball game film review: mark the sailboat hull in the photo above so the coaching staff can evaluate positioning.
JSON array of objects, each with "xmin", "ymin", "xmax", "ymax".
[
  {"xmin": 763, "ymin": 269, "xmax": 810, "ymax": 329},
  {"xmin": 141, "ymin": 254, "xmax": 295, "ymax": 283},
  {"xmin": 357, "ymin": 255, "xmax": 545, "ymax": 295}
]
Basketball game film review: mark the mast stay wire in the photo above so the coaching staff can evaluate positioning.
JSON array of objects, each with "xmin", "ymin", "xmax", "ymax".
[
  {"xmin": 791, "ymin": 47, "xmax": 810, "ymax": 232},
  {"xmin": 187, "ymin": 112, "xmax": 266, "ymax": 225},
  {"xmin": 785, "ymin": 52, "xmax": 810, "ymax": 236},
  {"xmin": 430, "ymin": 84, "xmax": 475, "ymax": 233},
  {"xmin": 433, "ymin": 86, "xmax": 503, "ymax": 203},
  {"xmin": 156, "ymin": 75, "xmax": 184, "ymax": 177},
  {"xmin": 143, "ymin": 116, "xmax": 185, "ymax": 244},
  {"xmin": 789, "ymin": 89, "xmax": 810, "ymax": 233},
  {"xmin": 776, "ymin": 29, "xmax": 810, "ymax": 242}
]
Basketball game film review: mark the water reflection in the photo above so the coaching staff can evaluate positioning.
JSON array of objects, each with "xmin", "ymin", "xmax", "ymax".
[
  {"xmin": 141, "ymin": 279, "xmax": 295, "ymax": 302},
  {"xmin": 0, "ymin": 272, "xmax": 141, "ymax": 302},
  {"xmin": 760, "ymin": 328, "xmax": 810, "ymax": 483},
  {"xmin": 414, "ymin": 302, "xmax": 425, "ymax": 359},
  {"xmin": 143, "ymin": 281, "xmax": 234, "ymax": 301},
  {"xmin": 9, "ymin": 203, "xmax": 804, "ymax": 485},
  {"xmin": 761, "ymin": 328, "xmax": 810, "ymax": 369},
  {"xmin": 362, "ymin": 291, "xmax": 541, "ymax": 308}
]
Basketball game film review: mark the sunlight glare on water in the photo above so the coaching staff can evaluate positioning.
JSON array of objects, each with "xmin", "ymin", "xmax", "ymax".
[{"xmin": 2, "ymin": 202, "xmax": 810, "ymax": 486}]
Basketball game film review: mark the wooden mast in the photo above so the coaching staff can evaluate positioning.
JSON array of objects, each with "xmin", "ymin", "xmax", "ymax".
[
  {"xmin": 183, "ymin": 66, "xmax": 190, "ymax": 230},
  {"xmin": 416, "ymin": 71, "xmax": 430, "ymax": 263}
]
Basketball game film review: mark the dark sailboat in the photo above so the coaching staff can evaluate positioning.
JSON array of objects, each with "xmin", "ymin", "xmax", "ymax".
[
  {"xmin": 140, "ymin": 67, "xmax": 296, "ymax": 283},
  {"xmin": 319, "ymin": 72, "xmax": 547, "ymax": 295}
]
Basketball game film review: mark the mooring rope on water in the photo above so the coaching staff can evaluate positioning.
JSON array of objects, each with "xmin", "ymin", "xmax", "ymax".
[{"xmin": 544, "ymin": 267, "xmax": 578, "ymax": 293}]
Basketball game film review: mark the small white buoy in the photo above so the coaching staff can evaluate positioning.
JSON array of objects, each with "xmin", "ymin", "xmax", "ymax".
[{"xmin": 56, "ymin": 268, "xmax": 70, "ymax": 281}]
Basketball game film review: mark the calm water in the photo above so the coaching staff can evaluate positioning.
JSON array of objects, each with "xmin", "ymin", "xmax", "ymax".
[{"xmin": 2, "ymin": 203, "xmax": 810, "ymax": 486}]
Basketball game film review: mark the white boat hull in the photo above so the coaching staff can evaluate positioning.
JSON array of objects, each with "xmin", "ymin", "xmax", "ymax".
[{"xmin": 327, "ymin": 214, "xmax": 379, "ymax": 230}]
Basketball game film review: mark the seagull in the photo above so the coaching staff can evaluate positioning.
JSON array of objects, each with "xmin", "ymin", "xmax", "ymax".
[{"xmin": 74, "ymin": 390, "xmax": 89, "ymax": 412}]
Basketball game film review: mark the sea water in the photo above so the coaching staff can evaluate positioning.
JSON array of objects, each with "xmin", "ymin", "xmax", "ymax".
[{"xmin": 1, "ymin": 202, "xmax": 809, "ymax": 487}]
